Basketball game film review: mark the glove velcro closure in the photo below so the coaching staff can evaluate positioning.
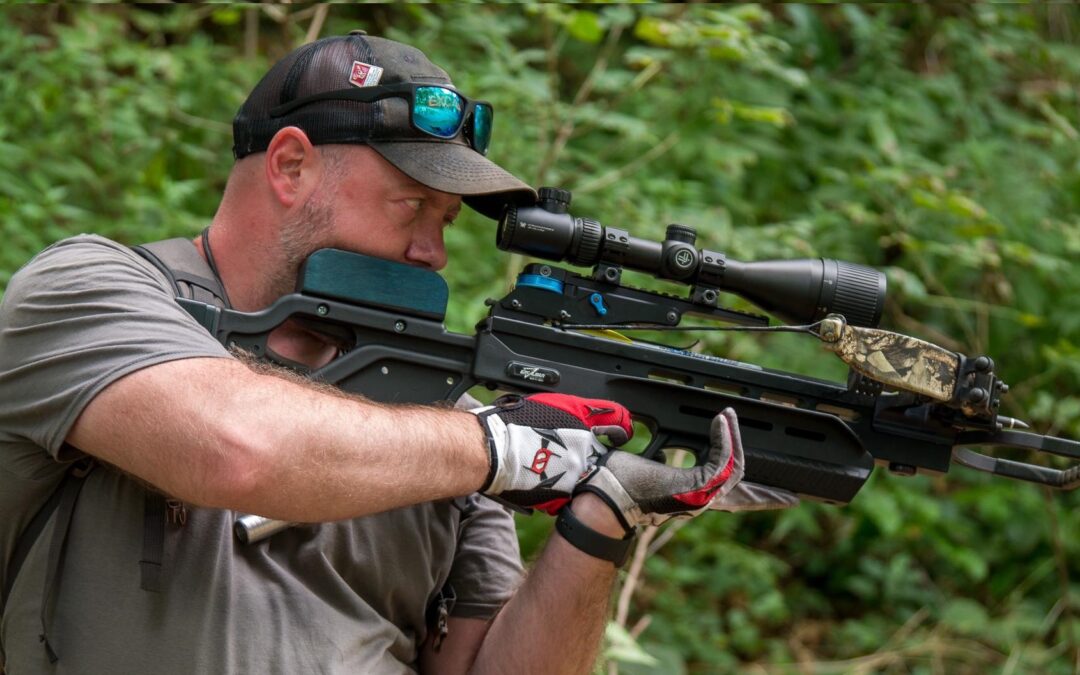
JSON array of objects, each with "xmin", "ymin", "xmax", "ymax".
[
  {"xmin": 577, "ymin": 466, "xmax": 640, "ymax": 532},
  {"xmin": 473, "ymin": 407, "xmax": 503, "ymax": 493}
]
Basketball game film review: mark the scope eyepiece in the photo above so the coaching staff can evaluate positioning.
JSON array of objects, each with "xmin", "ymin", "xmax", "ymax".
[
  {"xmin": 497, "ymin": 188, "xmax": 887, "ymax": 328},
  {"xmin": 497, "ymin": 199, "xmax": 604, "ymax": 267}
]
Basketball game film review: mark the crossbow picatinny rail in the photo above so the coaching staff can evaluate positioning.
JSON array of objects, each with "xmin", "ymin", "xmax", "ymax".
[{"xmin": 175, "ymin": 188, "xmax": 1079, "ymax": 541}]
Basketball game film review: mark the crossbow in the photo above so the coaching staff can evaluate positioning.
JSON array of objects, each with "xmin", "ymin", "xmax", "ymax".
[{"xmin": 175, "ymin": 188, "xmax": 1079, "ymax": 542}]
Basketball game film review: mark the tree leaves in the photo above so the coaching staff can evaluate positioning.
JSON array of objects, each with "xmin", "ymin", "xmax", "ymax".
[{"xmin": 2, "ymin": 4, "xmax": 1079, "ymax": 672}]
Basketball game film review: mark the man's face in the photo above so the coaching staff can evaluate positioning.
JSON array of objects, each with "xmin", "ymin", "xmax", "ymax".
[{"xmin": 292, "ymin": 145, "xmax": 461, "ymax": 273}]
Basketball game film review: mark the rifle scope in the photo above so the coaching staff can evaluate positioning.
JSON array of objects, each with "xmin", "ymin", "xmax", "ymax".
[{"xmin": 497, "ymin": 187, "xmax": 886, "ymax": 328}]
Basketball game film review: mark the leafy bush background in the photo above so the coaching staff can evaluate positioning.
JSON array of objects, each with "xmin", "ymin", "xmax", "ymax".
[{"xmin": 2, "ymin": 5, "xmax": 1078, "ymax": 673}]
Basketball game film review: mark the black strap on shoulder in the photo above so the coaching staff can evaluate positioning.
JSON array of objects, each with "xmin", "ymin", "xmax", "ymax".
[
  {"xmin": 131, "ymin": 230, "xmax": 229, "ymax": 307},
  {"xmin": 2, "ymin": 460, "xmax": 83, "ymax": 612}
]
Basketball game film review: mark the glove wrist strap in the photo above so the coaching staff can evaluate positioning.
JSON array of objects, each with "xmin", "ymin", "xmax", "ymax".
[
  {"xmin": 555, "ymin": 505, "xmax": 635, "ymax": 567},
  {"xmin": 472, "ymin": 412, "xmax": 499, "ymax": 493}
]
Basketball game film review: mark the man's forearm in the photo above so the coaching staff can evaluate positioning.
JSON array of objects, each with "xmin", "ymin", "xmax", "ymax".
[
  {"xmin": 470, "ymin": 493, "xmax": 625, "ymax": 675},
  {"xmin": 68, "ymin": 357, "xmax": 491, "ymax": 521}
]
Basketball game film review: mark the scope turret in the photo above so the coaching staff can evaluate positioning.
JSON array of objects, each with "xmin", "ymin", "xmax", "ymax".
[{"xmin": 497, "ymin": 189, "xmax": 886, "ymax": 328}]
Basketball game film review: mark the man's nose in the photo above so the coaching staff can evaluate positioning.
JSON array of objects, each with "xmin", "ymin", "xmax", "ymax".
[{"xmin": 405, "ymin": 226, "xmax": 448, "ymax": 271}]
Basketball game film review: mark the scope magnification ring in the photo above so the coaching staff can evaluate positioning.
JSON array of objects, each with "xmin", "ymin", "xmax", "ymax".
[{"xmin": 569, "ymin": 218, "xmax": 603, "ymax": 266}]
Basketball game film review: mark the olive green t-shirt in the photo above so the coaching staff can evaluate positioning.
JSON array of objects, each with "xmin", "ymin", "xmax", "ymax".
[{"xmin": 0, "ymin": 235, "xmax": 523, "ymax": 674}]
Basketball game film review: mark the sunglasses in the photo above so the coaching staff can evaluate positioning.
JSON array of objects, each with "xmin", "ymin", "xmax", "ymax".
[{"xmin": 269, "ymin": 83, "xmax": 494, "ymax": 156}]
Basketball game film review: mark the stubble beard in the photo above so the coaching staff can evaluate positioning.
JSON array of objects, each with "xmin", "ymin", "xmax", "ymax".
[{"xmin": 266, "ymin": 193, "xmax": 335, "ymax": 303}]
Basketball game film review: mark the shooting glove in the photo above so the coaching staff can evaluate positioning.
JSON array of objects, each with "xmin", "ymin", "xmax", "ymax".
[
  {"xmin": 577, "ymin": 408, "xmax": 796, "ymax": 531},
  {"xmin": 472, "ymin": 393, "xmax": 633, "ymax": 514}
]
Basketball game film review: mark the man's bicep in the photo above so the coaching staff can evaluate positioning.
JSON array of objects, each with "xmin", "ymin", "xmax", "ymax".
[
  {"xmin": 66, "ymin": 356, "xmax": 251, "ymax": 502},
  {"xmin": 418, "ymin": 616, "xmax": 491, "ymax": 675}
]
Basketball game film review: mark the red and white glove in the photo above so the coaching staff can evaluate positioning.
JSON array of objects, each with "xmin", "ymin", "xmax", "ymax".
[
  {"xmin": 577, "ymin": 408, "xmax": 796, "ymax": 531},
  {"xmin": 471, "ymin": 393, "xmax": 633, "ymax": 514}
]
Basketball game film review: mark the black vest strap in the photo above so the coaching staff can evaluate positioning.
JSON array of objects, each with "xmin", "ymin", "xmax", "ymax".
[
  {"xmin": 132, "ymin": 233, "xmax": 229, "ymax": 307},
  {"xmin": 37, "ymin": 458, "xmax": 95, "ymax": 663},
  {"xmin": 2, "ymin": 457, "xmax": 89, "ymax": 611},
  {"xmin": 138, "ymin": 492, "xmax": 167, "ymax": 593}
]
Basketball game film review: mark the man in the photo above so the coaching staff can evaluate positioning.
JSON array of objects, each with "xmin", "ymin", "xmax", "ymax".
[{"xmin": 0, "ymin": 33, "xmax": 794, "ymax": 674}]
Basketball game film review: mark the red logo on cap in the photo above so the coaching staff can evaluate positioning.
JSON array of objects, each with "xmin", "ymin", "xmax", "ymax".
[{"xmin": 349, "ymin": 60, "xmax": 383, "ymax": 88}]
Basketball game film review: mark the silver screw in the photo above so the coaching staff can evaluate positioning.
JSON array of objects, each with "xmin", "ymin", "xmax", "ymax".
[
  {"xmin": 559, "ymin": 310, "xmax": 571, "ymax": 320},
  {"xmin": 511, "ymin": 299, "xmax": 522, "ymax": 309},
  {"xmin": 317, "ymin": 304, "xmax": 329, "ymax": 316},
  {"xmin": 380, "ymin": 366, "xmax": 390, "ymax": 375},
  {"xmin": 394, "ymin": 320, "xmax": 407, "ymax": 333},
  {"xmin": 446, "ymin": 377, "xmax": 455, "ymax": 385},
  {"xmin": 666, "ymin": 311, "xmax": 678, "ymax": 324}
]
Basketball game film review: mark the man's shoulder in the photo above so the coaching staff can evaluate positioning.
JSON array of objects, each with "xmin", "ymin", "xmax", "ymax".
[
  {"xmin": 5, "ymin": 234, "xmax": 174, "ymax": 302},
  {"xmin": 27, "ymin": 233, "xmax": 158, "ymax": 271}
]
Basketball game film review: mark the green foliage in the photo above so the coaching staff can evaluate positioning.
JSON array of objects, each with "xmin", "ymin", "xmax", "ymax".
[
  {"xmin": 2, "ymin": 4, "xmax": 1078, "ymax": 672},
  {"xmin": 0, "ymin": 7, "xmax": 265, "ymax": 286}
]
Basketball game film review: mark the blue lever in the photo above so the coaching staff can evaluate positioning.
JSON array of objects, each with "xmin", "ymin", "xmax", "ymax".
[{"xmin": 589, "ymin": 293, "xmax": 608, "ymax": 316}]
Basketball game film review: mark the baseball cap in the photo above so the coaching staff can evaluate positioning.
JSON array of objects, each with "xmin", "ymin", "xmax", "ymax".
[{"xmin": 232, "ymin": 31, "xmax": 536, "ymax": 219}]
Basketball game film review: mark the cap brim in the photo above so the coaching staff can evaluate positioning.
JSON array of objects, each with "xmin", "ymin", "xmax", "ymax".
[{"xmin": 368, "ymin": 141, "xmax": 536, "ymax": 220}]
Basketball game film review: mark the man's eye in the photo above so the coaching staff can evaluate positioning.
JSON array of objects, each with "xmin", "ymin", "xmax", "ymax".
[{"xmin": 404, "ymin": 198, "xmax": 424, "ymax": 211}]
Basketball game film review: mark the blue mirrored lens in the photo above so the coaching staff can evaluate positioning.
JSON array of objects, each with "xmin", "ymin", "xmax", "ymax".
[
  {"xmin": 473, "ymin": 104, "xmax": 493, "ymax": 155},
  {"xmin": 413, "ymin": 86, "xmax": 464, "ymax": 138}
]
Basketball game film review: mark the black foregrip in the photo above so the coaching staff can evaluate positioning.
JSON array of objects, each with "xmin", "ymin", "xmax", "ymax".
[
  {"xmin": 646, "ymin": 433, "xmax": 872, "ymax": 505},
  {"xmin": 742, "ymin": 447, "xmax": 873, "ymax": 501},
  {"xmin": 641, "ymin": 399, "xmax": 874, "ymax": 505},
  {"xmin": 646, "ymin": 431, "xmax": 872, "ymax": 505}
]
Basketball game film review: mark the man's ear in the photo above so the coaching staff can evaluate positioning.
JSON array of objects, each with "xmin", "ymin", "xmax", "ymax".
[{"xmin": 264, "ymin": 127, "xmax": 320, "ymax": 209}]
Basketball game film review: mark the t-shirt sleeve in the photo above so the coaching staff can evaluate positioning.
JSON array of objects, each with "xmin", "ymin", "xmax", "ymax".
[
  {"xmin": 0, "ymin": 235, "xmax": 231, "ymax": 458},
  {"xmin": 446, "ymin": 494, "xmax": 525, "ymax": 620}
]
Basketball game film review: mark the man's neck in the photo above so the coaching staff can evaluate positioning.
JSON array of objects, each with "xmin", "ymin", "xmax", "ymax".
[{"xmin": 194, "ymin": 228, "xmax": 337, "ymax": 370}]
